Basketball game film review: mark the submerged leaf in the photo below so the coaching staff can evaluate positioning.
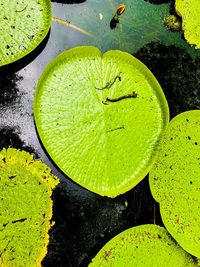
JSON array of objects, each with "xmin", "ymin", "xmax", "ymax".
[
  {"xmin": 89, "ymin": 224, "xmax": 196, "ymax": 266},
  {"xmin": 0, "ymin": 0, "xmax": 52, "ymax": 66},
  {"xmin": 34, "ymin": 46, "xmax": 169, "ymax": 197},
  {"xmin": 149, "ymin": 110, "xmax": 200, "ymax": 257},
  {"xmin": 0, "ymin": 148, "xmax": 59, "ymax": 266},
  {"xmin": 52, "ymin": 0, "xmax": 196, "ymax": 56}
]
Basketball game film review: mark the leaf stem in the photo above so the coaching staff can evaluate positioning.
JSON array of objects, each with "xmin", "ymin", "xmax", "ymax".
[{"xmin": 52, "ymin": 17, "xmax": 92, "ymax": 37}]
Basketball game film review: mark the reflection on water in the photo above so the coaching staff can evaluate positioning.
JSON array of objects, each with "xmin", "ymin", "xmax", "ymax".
[
  {"xmin": 51, "ymin": 0, "xmax": 198, "ymax": 55},
  {"xmin": 144, "ymin": 0, "xmax": 169, "ymax": 4},
  {"xmin": 135, "ymin": 42, "xmax": 200, "ymax": 118},
  {"xmin": 0, "ymin": 73, "xmax": 22, "ymax": 107},
  {"xmin": 0, "ymin": 126, "xmax": 36, "ymax": 154}
]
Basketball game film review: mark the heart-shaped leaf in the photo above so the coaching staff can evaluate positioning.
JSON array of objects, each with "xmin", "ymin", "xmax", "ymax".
[{"xmin": 34, "ymin": 46, "xmax": 169, "ymax": 197}]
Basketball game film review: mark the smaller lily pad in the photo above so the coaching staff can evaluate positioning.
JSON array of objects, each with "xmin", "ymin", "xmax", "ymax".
[
  {"xmin": 149, "ymin": 110, "xmax": 200, "ymax": 257},
  {"xmin": 0, "ymin": 0, "xmax": 52, "ymax": 66},
  {"xmin": 34, "ymin": 46, "xmax": 169, "ymax": 197},
  {"xmin": 89, "ymin": 224, "xmax": 196, "ymax": 267},
  {"xmin": 0, "ymin": 148, "xmax": 59, "ymax": 266},
  {"xmin": 175, "ymin": 0, "xmax": 200, "ymax": 48}
]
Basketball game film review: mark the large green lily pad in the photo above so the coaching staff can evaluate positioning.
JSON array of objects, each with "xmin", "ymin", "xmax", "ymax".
[
  {"xmin": 175, "ymin": 0, "xmax": 200, "ymax": 49},
  {"xmin": 149, "ymin": 110, "xmax": 200, "ymax": 257},
  {"xmin": 89, "ymin": 224, "xmax": 196, "ymax": 266},
  {"xmin": 0, "ymin": 0, "xmax": 52, "ymax": 66},
  {"xmin": 34, "ymin": 46, "xmax": 169, "ymax": 197},
  {"xmin": 0, "ymin": 148, "xmax": 59, "ymax": 266}
]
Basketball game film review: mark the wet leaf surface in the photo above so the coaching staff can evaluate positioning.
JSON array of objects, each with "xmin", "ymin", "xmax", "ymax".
[{"xmin": 0, "ymin": 0, "xmax": 52, "ymax": 66}]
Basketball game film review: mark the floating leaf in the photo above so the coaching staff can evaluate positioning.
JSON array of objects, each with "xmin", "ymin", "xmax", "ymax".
[
  {"xmin": 0, "ymin": 0, "xmax": 52, "ymax": 66},
  {"xmin": 89, "ymin": 224, "xmax": 196, "ymax": 266},
  {"xmin": 0, "ymin": 148, "xmax": 59, "ymax": 266},
  {"xmin": 34, "ymin": 46, "xmax": 169, "ymax": 197},
  {"xmin": 149, "ymin": 110, "xmax": 200, "ymax": 257},
  {"xmin": 175, "ymin": 0, "xmax": 200, "ymax": 48}
]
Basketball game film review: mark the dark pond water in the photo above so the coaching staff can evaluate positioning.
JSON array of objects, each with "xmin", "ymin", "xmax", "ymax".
[{"xmin": 0, "ymin": 0, "xmax": 199, "ymax": 266}]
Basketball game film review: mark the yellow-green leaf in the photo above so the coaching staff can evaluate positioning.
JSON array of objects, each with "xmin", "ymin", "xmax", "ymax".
[
  {"xmin": 0, "ymin": 0, "xmax": 52, "ymax": 66},
  {"xmin": 150, "ymin": 110, "xmax": 200, "ymax": 257},
  {"xmin": 0, "ymin": 148, "xmax": 59, "ymax": 267},
  {"xmin": 89, "ymin": 224, "xmax": 196, "ymax": 267},
  {"xmin": 176, "ymin": 0, "xmax": 200, "ymax": 48},
  {"xmin": 34, "ymin": 46, "xmax": 169, "ymax": 197}
]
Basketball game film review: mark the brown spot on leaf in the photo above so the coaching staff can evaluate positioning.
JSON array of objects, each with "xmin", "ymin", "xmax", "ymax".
[{"xmin": 103, "ymin": 250, "xmax": 112, "ymax": 260}]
